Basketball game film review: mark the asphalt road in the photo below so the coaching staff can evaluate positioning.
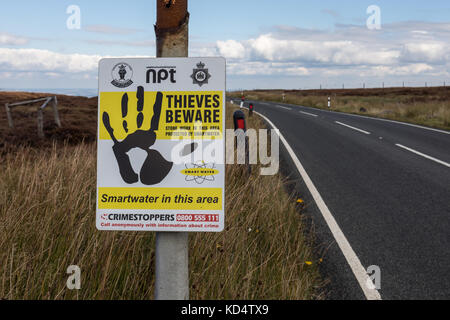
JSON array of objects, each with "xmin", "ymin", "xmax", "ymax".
[{"xmin": 232, "ymin": 99, "xmax": 450, "ymax": 300}]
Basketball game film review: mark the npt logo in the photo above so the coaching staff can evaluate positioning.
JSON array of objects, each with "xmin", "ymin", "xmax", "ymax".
[{"xmin": 146, "ymin": 67, "xmax": 177, "ymax": 84}]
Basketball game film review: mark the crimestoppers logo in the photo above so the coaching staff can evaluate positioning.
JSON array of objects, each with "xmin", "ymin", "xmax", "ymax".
[
  {"xmin": 111, "ymin": 62, "xmax": 134, "ymax": 88},
  {"xmin": 191, "ymin": 62, "xmax": 211, "ymax": 87}
]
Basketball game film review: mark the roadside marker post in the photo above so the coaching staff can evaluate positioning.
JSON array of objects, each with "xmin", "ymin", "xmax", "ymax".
[
  {"xmin": 328, "ymin": 97, "xmax": 331, "ymax": 109},
  {"xmin": 233, "ymin": 110, "xmax": 247, "ymax": 132},
  {"xmin": 233, "ymin": 110, "xmax": 251, "ymax": 174}
]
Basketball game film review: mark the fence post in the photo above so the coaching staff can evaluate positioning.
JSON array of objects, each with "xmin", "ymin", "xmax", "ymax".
[
  {"xmin": 37, "ymin": 109, "xmax": 44, "ymax": 138},
  {"xmin": 5, "ymin": 103, "xmax": 14, "ymax": 128},
  {"xmin": 154, "ymin": 0, "xmax": 189, "ymax": 301},
  {"xmin": 52, "ymin": 96, "xmax": 61, "ymax": 127}
]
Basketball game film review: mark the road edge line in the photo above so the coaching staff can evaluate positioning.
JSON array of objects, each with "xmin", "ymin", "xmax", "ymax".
[
  {"xmin": 253, "ymin": 109, "xmax": 382, "ymax": 300},
  {"xmin": 396, "ymin": 144, "xmax": 450, "ymax": 168}
]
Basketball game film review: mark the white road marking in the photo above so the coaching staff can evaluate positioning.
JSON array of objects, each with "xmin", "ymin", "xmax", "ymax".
[
  {"xmin": 253, "ymin": 109, "xmax": 382, "ymax": 301},
  {"xmin": 335, "ymin": 121, "xmax": 371, "ymax": 135},
  {"xmin": 300, "ymin": 111, "xmax": 318, "ymax": 117},
  {"xmin": 345, "ymin": 113, "xmax": 450, "ymax": 135},
  {"xmin": 395, "ymin": 144, "xmax": 450, "ymax": 168},
  {"xmin": 255, "ymin": 100, "xmax": 450, "ymax": 135},
  {"xmin": 277, "ymin": 105, "xmax": 292, "ymax": 110},
  {"xmin": 304, "ymin": 104, "xmax": 450, "ymax": 135}
]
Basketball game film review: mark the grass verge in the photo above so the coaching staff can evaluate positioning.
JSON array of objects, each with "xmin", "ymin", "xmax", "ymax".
[
  {"xmin": 234, "ymin": 88, "xmax": 450, "ymax": 131},
  {"xmin": 0, "ymin": 103, "xmax": 323, "ymax": 300}
]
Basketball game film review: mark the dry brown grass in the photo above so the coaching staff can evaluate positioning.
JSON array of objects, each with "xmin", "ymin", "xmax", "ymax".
[
  {"xmin": 0, "ymin": 92, "xmax": 98, "ymax": 154},
  {"xmin": 0, "ymin": 103, "xmax": 322, "ymax": 300},
  {"xmin": 236, "ymin": 87, "xmax": 450, "ymax": 131}
]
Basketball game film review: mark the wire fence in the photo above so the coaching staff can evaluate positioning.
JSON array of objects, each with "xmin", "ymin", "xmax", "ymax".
[
  {"xmin": 305, "ymin": 81, "xmax": 449, "ymax": 90},
  {"xmin": 233, "ymin": 80, "xmax": 450, "ymax": 92}
]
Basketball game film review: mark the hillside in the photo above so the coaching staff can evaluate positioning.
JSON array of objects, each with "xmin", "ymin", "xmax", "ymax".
[{"xmin": 0, "ymin": 92, "xmax": 98, "ymax": 154}]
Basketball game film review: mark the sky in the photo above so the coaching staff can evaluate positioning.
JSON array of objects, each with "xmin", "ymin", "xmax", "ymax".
[{"xmin": 1, "ymin": 0, "xmax": 450, "ymax": 91}]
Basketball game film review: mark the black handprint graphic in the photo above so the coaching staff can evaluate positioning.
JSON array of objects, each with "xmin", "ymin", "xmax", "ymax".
[{"xmin": 102, "ymin": 87, "xmax": 173, "ymax": 185}]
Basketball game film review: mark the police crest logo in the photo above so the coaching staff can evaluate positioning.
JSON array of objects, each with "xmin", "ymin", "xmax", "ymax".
[
  {"xmin": 111, "ymin": 62, "xmax": 134, "ymax": 88},
  {"xmin": 191, "ymin": 62, "xmax": 211, "ymax": 87}
]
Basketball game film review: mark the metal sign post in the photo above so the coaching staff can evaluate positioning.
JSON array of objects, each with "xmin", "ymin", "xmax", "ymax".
[
  {"xmin": 155, "ymin": 0, "xmax": 189, "ymax": 301},
  {"xmin": 96, "ymin": 0, "xmax": 225, "ymax": 301},
  {"xmin": 97, "ymin": 56, "xmax": 225, "ymax": 295}
]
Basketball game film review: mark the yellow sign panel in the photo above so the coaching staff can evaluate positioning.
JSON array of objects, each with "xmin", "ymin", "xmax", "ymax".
[
  {"xmin": 97, "ymin": 57, "xmax": 225, "ymax": 233},
  {"xmin": 99, "ymin": 91, "xmax": 223, "ymax": 140},
  {"xmin": 98, "ymin": 187, "xmax": 222, "ymax": 210}
]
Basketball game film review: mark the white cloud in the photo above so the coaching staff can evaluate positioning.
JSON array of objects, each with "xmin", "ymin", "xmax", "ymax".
[
  {"xmin": 190, "ymin": 42, "xmax": 218, "ymax": 57},
  {"xmin": 86, "ymin": 39, "xmax": 155, "ymax": 47},
  {"xmin": 44, "ymin": 72, "xmax": 61, "ymax": 78},
  {"xmin": 215, "ymin": 21, "xmax": 450, "ymax": 82},
  {"xmin": 2, "ymin": 21, "xmax": 449, "ymax": 89},
  {"xmin": 0, "ymin": 72, "xmax": 14, "ymax": 79},
  {"xmin": 0, "ymin": 48, "xmax": 101, "ymax": 73},
  {"xmin": 401, "ymin": 42, "xmax": 448, "ymax": 63},
  {"xmin": 217, "ymin": 40, "xmax": 245, "ymax": 59},
  {"xmin": 0, "ymin": 32, "xmax": 28, "ymax": 45},
  {"xmin": 84, "ymin": 24, "xmax": 142, "ymax": 35},
  {"xmin": 363, "ymin": 64, "xmax": 434, "ymax": 77},
  {"xmin": 227, "ymin": 61, "xmax": 309, "ymax": 76},
  {"xmin": 246, "ymin": 35, "xmax": 399, "ymax": 65}
]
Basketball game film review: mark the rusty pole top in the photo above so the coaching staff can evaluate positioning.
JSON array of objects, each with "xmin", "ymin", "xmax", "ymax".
[
  {"xmin": 156, "ymin": 0, "xmax": 188, "ymax": 29},
  {"xmin": 155, "ymin": 0, "xmax": 189, "ymax": 57}
]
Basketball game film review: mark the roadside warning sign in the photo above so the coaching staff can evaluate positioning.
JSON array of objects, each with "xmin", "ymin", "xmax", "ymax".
[{"xmin": 96, "ymin": 57, "xmax": 226, "ymax": 232}]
